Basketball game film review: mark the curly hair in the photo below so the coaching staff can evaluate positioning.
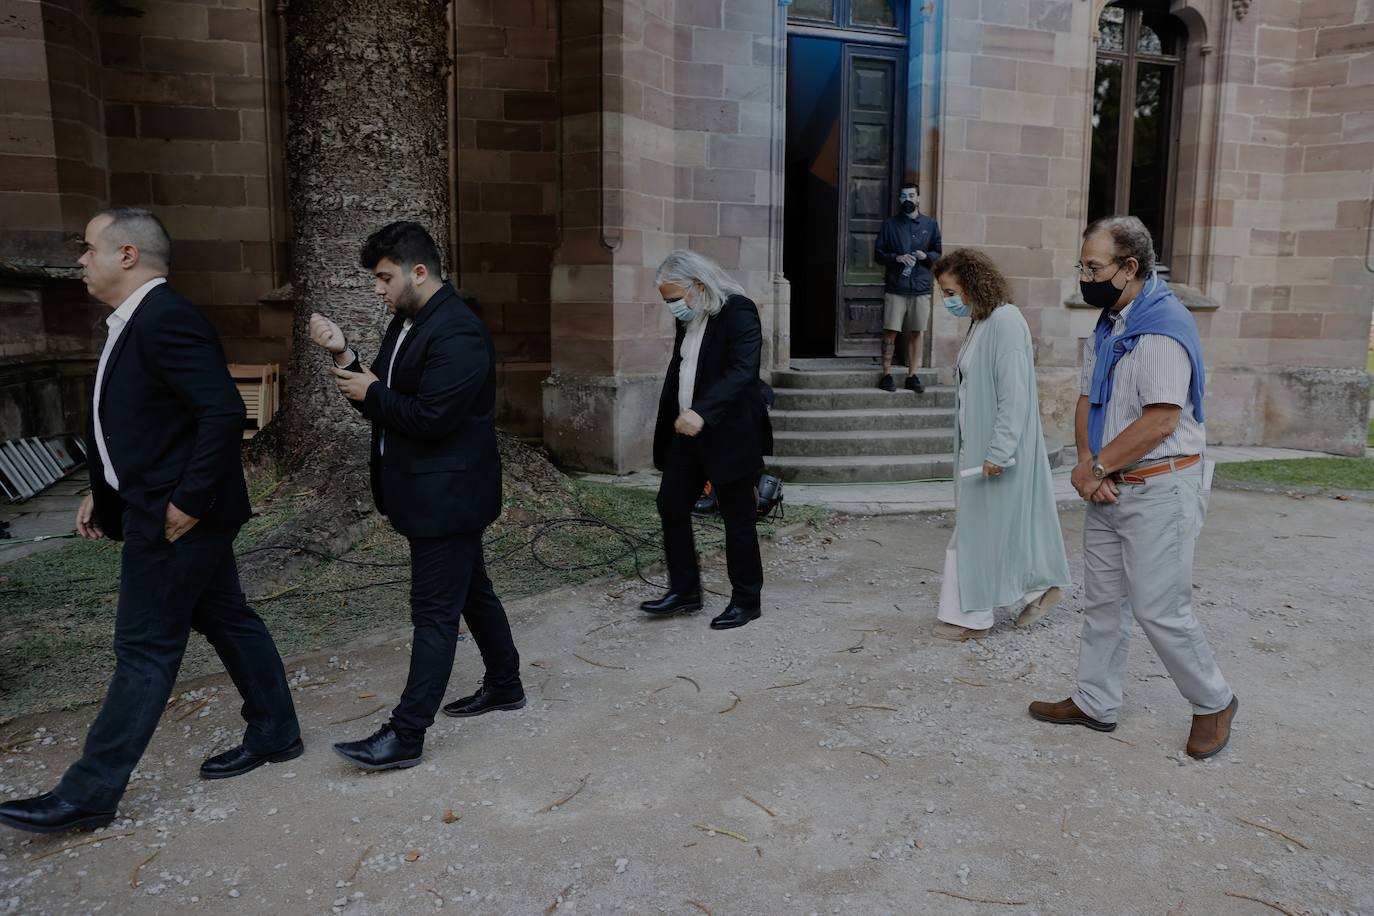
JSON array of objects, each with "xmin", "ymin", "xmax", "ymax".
[{"xmin": 931, "ymin": 248, "xmax": 1012, "ymax": 321}]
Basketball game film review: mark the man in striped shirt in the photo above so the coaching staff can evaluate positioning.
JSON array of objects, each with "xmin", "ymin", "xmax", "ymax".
[{"xmin": 1029, "ymin": 216, "xmax": 1238, "ymax": 759}]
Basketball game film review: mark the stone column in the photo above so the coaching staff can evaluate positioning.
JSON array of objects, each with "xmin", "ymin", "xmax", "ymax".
[{"xmin": 543, "ymin": 0, "xmax": 785, "ymax": 473}]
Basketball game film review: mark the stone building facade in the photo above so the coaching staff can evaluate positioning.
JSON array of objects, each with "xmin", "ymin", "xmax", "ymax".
[{"xmin": 2, "ymin": 0, "xmax": 1370, "ymax": 462}]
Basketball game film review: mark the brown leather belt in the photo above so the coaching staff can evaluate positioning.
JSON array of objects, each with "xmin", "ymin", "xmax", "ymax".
[{"xmin": 1109, "ymin": 454, "xmax": 1201, "ymax": 485}]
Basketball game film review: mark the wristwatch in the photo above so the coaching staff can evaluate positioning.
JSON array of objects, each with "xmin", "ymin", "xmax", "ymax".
[{"xmin": 1091, "ymin": 456, "xmax": 1107, "ymax": 480}]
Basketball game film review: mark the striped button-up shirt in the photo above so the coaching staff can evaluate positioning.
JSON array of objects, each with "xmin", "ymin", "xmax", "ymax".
[{"xmin": 1080, "ymin": 299, "xmax": 1206, "ymax": 462}]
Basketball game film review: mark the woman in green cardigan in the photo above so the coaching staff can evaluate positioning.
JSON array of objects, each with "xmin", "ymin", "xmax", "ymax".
[{"xmin": 931, "ymin": 249, "xmax": 1071, "ymax": 641}]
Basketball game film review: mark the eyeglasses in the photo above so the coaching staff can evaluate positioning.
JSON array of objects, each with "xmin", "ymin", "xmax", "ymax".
[{"xmin": 1072, "ymin": 259, "xmax": 1121, "ymax": 281}]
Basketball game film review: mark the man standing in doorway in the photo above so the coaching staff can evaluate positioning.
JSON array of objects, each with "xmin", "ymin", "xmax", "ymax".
[{"xmin": 874, "ymin": 182, "xmax": 942, "ymax": 393}]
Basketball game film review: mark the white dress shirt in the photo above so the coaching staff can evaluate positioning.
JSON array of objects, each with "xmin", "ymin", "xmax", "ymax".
[
  {"xmin": 380, "ymin": 319, "xmax": 413, "ymax": 456},
  {"xmin": 1079, "ymin": 286, "xmax": 1206, "ymax": 462},
  {"xmin": 92, "ymin": 276, "xmax": 167, "ymax": 489},
  {"xmin": 677, "ymin": 315, "xmax": 710, "ymax": 414}
]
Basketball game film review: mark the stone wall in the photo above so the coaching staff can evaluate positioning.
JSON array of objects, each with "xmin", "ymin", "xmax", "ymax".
[
  {"xmin": 453, "ymin": 0, "xmax": 559, "ymax": 439},
  {"xmin": 0, "ymin": 0, "xmax": 107, "ymax": 267},
  {"xmin": 543, "ymin": 0, "xmax": 786, "ymax": 473},
  {"xmin": 932, "ymin": 0, "xmax": 1372, "ymax": 456},
  {"xmin": 95, "ymin": 0, "xmax": 290, "ymax": 368}
]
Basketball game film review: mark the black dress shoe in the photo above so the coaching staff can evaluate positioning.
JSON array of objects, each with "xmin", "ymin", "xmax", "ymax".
[
  {"xmin": 200, "ymin": 738, "xmax": 304, "ymax": 780},
  {"xmin": 904, "ymin": 374, "xmax": 925, "ymax": 394},
  {"xmin": 442, "ymin": 685, "xmax": 527, "ymax": 718},
  {"xmin": 640, "ymin": 590, "xmax": 703, "ymax": 616},
  {"xmin": 0, "ymin": 793, "xmax": 116, "ymax": 834},
  {"xmin": 333, "ymin": 724, "xmax": 423, "ymax": 771},
  {"xmin": 710, "ymin": 604, "xmax": 761, "ymax": 630},
  {"xmin": 878, "ymin": 373, "xmax": 897, "ymax": 392}
]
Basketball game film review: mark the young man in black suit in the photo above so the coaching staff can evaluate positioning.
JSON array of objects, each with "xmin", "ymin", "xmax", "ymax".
[
  {"xmin": 309, "ymin": 221, "xmax": 523, "ymax": 771},
  {"xmin": 0, "ymin": 209, "xmax": 301, "ymax": 834}
]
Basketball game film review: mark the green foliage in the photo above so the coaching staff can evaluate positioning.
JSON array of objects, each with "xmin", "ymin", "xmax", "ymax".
[{"xmin": 1216, "ymin": 458, "xmax": 1374, "ymax": 492}]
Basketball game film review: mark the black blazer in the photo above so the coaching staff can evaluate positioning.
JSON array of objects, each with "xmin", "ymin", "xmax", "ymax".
[
  {"xmin": 653, "ymin": 294, "xmax": 773, "ymax": 485},
  {"xmin": 343, "ymin": 283, "xmax": 501, "ymax": 538},
  {"xmin": 88, "ymin": 282, "xmax": 252, "ymax": 542}
]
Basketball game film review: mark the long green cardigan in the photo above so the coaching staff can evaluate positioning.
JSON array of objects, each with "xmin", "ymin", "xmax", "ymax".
[{"xmin": 951, "ymin": 304, "xmax": 1072, "ymax": 611}]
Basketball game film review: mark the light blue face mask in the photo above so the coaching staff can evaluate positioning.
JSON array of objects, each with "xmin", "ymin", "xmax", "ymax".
[
  {"xmin": 943, "ymin": 295, "xmax": 972, "ymax": 318},
  {"xmin": 665, "ymin": 296, "xmax": 694, "ymax": 322}
]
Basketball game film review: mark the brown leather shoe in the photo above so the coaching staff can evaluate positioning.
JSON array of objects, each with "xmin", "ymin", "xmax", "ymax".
[
  {"xmin": 1027, "ymin": 697, "xmax": 1117, "ymax": 733},
  {"xmin": 1186, "ymin": 695, "xmax": 1238, "ymax": 759}
]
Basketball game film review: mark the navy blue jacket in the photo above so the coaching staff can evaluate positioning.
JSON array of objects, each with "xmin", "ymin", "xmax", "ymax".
[
  {"xmin": 874, "ymin": 213, "xmax": 943, "ymax": 296},
  {"xmin": 342, "ymin": 283, "xmax": 502, "ymax": 538},
  {"xmin": 88, "ymin": 282, "xmax": 252, "ymax": 542}
]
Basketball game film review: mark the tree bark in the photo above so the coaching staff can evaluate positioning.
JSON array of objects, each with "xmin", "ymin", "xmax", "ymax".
[
  {"xmin": 243, "ymin": 0, "xmax": 450, "ymax": 590},
  {"xmin": 280, "ymin": 0, "xmax": 451, "ymax": 473}
]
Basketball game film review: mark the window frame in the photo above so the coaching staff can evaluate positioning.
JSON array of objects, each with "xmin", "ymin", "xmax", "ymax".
[
  {"xmin": 1091, "ymin": 3, "xmax": 1186, "ymax": 270},
  {"xmin": 787, "ymin": 0, "xmax": 905, "ymax": 39}
]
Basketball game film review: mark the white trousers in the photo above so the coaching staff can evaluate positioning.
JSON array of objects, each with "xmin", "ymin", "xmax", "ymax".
[{"xmin": 936, "ymin": 531, "xmax": 1049, "ymax": 631}]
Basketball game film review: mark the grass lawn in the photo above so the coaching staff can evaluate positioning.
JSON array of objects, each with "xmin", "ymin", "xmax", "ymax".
[
  {"xmin": 1216, "ymin": 457, "xmax": 1374, "ymax": 492},
  {"xmin": 0, "ymin": 478, "xmax": 825, "ymax": 724}
]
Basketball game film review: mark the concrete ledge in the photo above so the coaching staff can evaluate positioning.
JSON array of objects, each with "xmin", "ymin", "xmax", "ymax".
[{"xmin": 542, "ymin": 372, "xmax": 661, "ymax": 474}]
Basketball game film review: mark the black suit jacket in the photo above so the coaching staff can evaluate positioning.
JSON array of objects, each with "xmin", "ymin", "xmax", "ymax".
[
  {"xmin": 653, "ymin": 294, "xmax": 773, "ymax": 485},
  {"xmin": 88, "ymin": 282, "xmax": 252, "ymax": 542},
  {"xmin": 343, "ymin": 283, "xmax": 501, "ymax": 538}
]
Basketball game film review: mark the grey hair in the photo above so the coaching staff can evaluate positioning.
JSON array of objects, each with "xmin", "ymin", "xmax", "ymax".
[
  {"xmin": 1084, "ymin": 215, "xmax": 1155, "ymax": 276},
  {"xmin": 95, "ymin": 207, "xmax": 172, "ymax": 269},
  {"xmin": 655, "ymin": 248, "xmax": 746, "ymax": 318}
]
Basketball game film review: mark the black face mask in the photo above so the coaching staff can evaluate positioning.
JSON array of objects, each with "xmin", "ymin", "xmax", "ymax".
[
  {"xmin": 899, "ymin": 200, "xmax": 917, "ymax": 215},
  {"xmin": 1079, "ymin": 263, "xmax": 1127, "ymax": 311}
]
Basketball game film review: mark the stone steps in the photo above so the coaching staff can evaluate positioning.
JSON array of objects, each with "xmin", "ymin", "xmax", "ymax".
[
  {"xmin": 771, "ymin": 385, "xmax": 957, "ymax": 411},
  {"xmin": 770, "ymin": 428, "xmax": 953, "ymax": 458},
  {"xmin": 769, "ymin": 407, "xmax": 954, "ymax": 432},
  {"xmin": 765, "ymin": 454, "xmax": 956, "ymax": 484},
  {"xmin": 771, "ymin": 367, "xmax": 941, "ymax": 389},
  {"xmin": 764, "ymin": 361, "xmax": 958, "ymax": 482}
]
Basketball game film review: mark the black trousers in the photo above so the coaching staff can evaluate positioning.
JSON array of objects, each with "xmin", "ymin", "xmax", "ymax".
[
  {"xmin": 391, "ymin": 531, "xmax": 521, "ymax": 739},
  {"xmin": 55, "ymin": 519, "xmax": 299, "ymax": 812},
  {"xmin": 656, "ymin": 434, "xmax": 763, "ymax": 608}
]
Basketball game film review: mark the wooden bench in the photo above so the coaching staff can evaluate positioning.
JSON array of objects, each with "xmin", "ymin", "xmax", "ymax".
[{"xmin": 229, "ymin": 363, "xmax": 280, "ymax": 439}]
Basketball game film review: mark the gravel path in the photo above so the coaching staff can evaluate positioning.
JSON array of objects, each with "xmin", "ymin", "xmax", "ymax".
[{"xmin": 2, "ymin": 488, "xmax": 1371, "ymax": 915}]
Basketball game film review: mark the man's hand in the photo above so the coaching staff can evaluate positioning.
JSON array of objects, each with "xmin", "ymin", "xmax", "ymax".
[
  {"xmin": 1071, "ymin": 459, "xmax": 1112, "ymax": 502},
  {"xmin": 913, "ymin": 249, "xmax": 927, "ymax": 261},
  {"xmin": 164, "ymin": 501, "xmax": 199, "ymax": 542},
  {"xmin": 897, "ymin": 254, "xmax": 918, "ymax": 267},
  {"xmin": 982, "ymin": 461, "xmax": 1003, "ymax": 478},
  {"xmin": 309, "ymin": 313, "xmax": 346, "ymax": 354},
  {"xmin": 674, "ymin": 409, "xmax": 705, "ymax": 437},
  {"xmin": 75, "ymin": 493, "xmax": 104, "ymax": 540},
  {"xmin": 1090, "ymin": 478, "xmax": 1119, "ymax": 504},
  {"xmin": 332, "ymin": 365, "xmax": 378, "ymax": 402}
]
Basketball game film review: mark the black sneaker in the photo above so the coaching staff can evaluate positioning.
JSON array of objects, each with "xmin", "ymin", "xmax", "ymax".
[
  {"xmin": 878, "ymin": 374, "xmax": 896, "ymax": 392},
  {"xmin": 904, "ymin": 374, "xmax": 925, "ymax": 394}
]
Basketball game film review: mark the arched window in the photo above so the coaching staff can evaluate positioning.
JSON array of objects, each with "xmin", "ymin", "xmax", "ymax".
[{"xmin": 1088, "ymin": 3, "xmax": 1185, "ymax": 270}]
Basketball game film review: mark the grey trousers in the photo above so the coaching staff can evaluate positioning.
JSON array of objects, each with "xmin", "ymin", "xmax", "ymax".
[{"xmin": 1072, "ymin": 464, "xmax": 1232, "ymax": 723}]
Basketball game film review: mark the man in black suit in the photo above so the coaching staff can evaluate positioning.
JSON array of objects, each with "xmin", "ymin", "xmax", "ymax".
[
  {"xmin": 640, "ymin": 249, "xmax": 773, "ymax": 630},
  {"xmin": 0, "ymin": 209, "xmax": 301, "ymax": 834},
  {"xmin": 309, "ymin": 221, "xmax": 523, "ymax": 771}
]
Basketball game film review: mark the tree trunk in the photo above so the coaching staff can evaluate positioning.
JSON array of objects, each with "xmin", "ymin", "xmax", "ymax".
[{"xmin": 244, "ymin": 0, "xmax": 450, "ymax": 589}]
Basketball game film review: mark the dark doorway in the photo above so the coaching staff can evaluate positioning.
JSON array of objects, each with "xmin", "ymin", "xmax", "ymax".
[
  {"xmin": 783, "ymin": 37, "xmax": 842, "ymax": 358},
  {"xmin": 783, "ymin": 4, "xmax": 908, "ymax": 358}
]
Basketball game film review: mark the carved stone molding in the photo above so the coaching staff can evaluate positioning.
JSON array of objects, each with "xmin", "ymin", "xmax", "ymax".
[{"xmin": 1233, "ymin": 0, "xmax": 1250, "ymax": 19}]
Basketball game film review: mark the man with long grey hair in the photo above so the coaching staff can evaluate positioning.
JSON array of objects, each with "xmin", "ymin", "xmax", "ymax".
[{"xmin": 640, "ymin": 249, "xmax": 773, "ymax": 630}]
